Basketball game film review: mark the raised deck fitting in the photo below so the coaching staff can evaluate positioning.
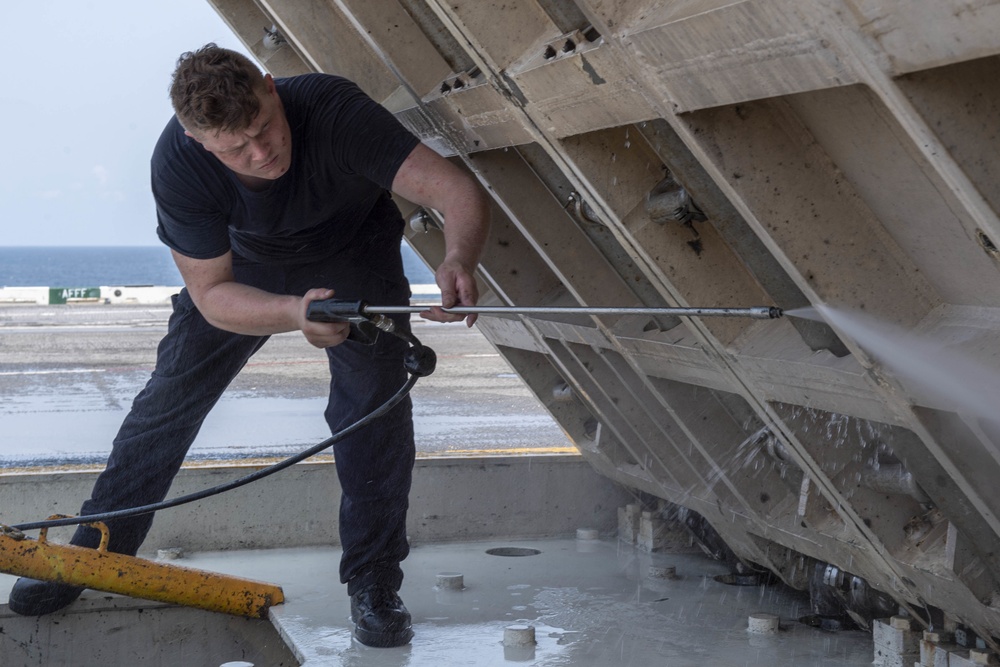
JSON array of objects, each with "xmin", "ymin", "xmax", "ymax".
[
  {"xmin": 504, "ymin": 624, "xmax": 536, "ymax": 646},
  {"xmin": 435, "ymin": 572, "xmax": 464, "ymax": 590},
  {"xmin": 748, "ymin": 613, "xmax": 780, "ymax": 635}
]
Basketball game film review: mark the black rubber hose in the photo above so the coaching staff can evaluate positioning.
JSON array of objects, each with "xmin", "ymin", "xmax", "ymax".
[{"xmin": 13, "ymin": 357, "xmax": 422, "ymax": 532}]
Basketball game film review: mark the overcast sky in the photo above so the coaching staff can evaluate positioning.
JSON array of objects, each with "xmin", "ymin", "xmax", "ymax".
[{"xmin": 3, "ymin": 1, "xmax": 256, "ymax": 246}]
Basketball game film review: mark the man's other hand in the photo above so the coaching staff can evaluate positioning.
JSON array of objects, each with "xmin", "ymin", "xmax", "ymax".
[{"xmin": 421, "ymin": 260, "xmax": 479, "ymax": 327}]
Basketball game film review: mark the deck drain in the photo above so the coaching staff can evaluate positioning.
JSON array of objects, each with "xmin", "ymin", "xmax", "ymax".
[{"xmin": 486, "ymin": 547, "xmax": 541, "ymax": 557}]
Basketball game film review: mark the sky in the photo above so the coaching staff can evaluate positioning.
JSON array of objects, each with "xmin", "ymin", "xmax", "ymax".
[{"xmin": 3, "ymin": 1, "xmax": 257, "ymax": 246}]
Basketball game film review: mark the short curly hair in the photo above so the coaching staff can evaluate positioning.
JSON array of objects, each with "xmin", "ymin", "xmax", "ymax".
[{"xmin": 170, "ymin": 43, "xmax": 266, "ymax": 134}]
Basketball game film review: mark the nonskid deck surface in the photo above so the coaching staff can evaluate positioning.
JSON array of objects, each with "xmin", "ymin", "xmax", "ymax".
[
  {"xmin": 0, "ymin": 539, "xmax": 874, "ymax": 666},
  {"xmin": 0, "ymin": 304, "xmax": 570, "ymax": 468}
]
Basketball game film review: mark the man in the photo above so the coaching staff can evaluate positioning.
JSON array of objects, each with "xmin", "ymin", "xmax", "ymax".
[{"xmin": 8, "ymin": 43, "xmax": 490, "ymax": 649}]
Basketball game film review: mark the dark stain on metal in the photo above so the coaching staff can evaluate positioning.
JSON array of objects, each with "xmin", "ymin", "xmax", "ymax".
[{"xmin": 580, "ymin": 56, "xmax": 606, "ymax": 85}]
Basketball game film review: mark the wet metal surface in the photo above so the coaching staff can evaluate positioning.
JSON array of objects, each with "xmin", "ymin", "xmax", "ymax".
[
  {"xmin": 0, "ymin": 539, "xmax": 875, "ymax": 666},
  {"xmin": 0, "ymin": 304, "xmax": 570, "ymax": 467}
]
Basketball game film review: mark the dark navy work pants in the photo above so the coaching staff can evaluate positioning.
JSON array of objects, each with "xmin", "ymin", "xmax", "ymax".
[{"xmin": 71, "ymin": 221, "xmax": 415, "ymax": 595}]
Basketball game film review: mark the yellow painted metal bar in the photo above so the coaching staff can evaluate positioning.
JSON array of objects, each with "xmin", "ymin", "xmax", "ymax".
[
  {"xmin": 416, "ymin": 447, "xmax": 579, "ymax": 458},
  {"xmin": 0, "ymin": 519, "xmax": 283, "ymax": 619}
]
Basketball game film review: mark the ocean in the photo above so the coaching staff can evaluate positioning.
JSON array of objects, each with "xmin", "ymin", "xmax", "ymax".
[{"xmin": 0, "ymin": 244, "xmax": 436, "ymax": 288}]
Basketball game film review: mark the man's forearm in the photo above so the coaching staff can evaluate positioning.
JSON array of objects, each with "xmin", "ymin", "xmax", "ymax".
[
  {"xmin": 439, "ymin": 176, "xmax": 491, "ymax": 270},
  {"xmin": 391, "ymin": 143, "xmax": 491, "ymax": 271},
  {"xmin": 171, "ymin": 250, "xmax": 347, "ymax": 348},
  {"xmin": 195, "ymin": 281, "xmax": 301, "ymax": 336}
]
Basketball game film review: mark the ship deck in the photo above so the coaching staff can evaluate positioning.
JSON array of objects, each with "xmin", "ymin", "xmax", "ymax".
[{"xmin": 0, "ymin": 537, "xmax": 874, "ymax": 666}]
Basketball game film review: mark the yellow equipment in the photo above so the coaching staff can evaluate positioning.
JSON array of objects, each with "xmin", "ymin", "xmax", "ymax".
[{"xmin": 0, "ymin": 518, "xmax": 283, "ymax": 618}]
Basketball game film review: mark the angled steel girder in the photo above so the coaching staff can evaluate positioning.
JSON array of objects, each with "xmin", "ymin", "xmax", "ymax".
[{"xmin": 213, "ymin": 0, "xmax": 1000, "ymax": 642}]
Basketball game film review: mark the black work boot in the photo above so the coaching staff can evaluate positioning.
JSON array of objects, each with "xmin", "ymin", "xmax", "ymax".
[
  {"xmin": 350, "ymin": 584, "xmax": 413, "ymax": 647},
  {"xmin": 8, "ymin": 578, "xmax": 85, "ymax": 616}
]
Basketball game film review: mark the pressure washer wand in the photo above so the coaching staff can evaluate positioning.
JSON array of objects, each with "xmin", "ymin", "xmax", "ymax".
[
  {"xmin": 306, "ymin": 299, "xmax": 783, "ymax": 335},
  {"xmin": 377, "ymin": 305, "xmax": 783, "ymax": 319}
]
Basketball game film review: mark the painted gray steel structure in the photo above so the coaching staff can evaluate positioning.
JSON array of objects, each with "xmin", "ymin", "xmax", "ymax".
[{"xmin": 208, "ymin": 0, "xmax": 1000, "ymax": 644}]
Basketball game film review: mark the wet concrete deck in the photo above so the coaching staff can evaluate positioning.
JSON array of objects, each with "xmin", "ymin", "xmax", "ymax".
[
  {"xmin": 0, "ymin": 303, "xmax": 571, "ymax": 467},
  {"xmin": 0, "ymin": 539, "xmax": 875, "ymax": 666}
]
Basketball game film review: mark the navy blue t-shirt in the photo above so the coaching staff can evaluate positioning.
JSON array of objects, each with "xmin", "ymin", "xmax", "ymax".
[{"xmin": 152, "ymin": 74, "xmax": 421, "ymax": 265}]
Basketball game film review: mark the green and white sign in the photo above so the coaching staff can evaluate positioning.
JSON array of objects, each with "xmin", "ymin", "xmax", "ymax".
[{"xmin": 49, "ymin": 287, "xmax": 101, "ymax": 304}]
